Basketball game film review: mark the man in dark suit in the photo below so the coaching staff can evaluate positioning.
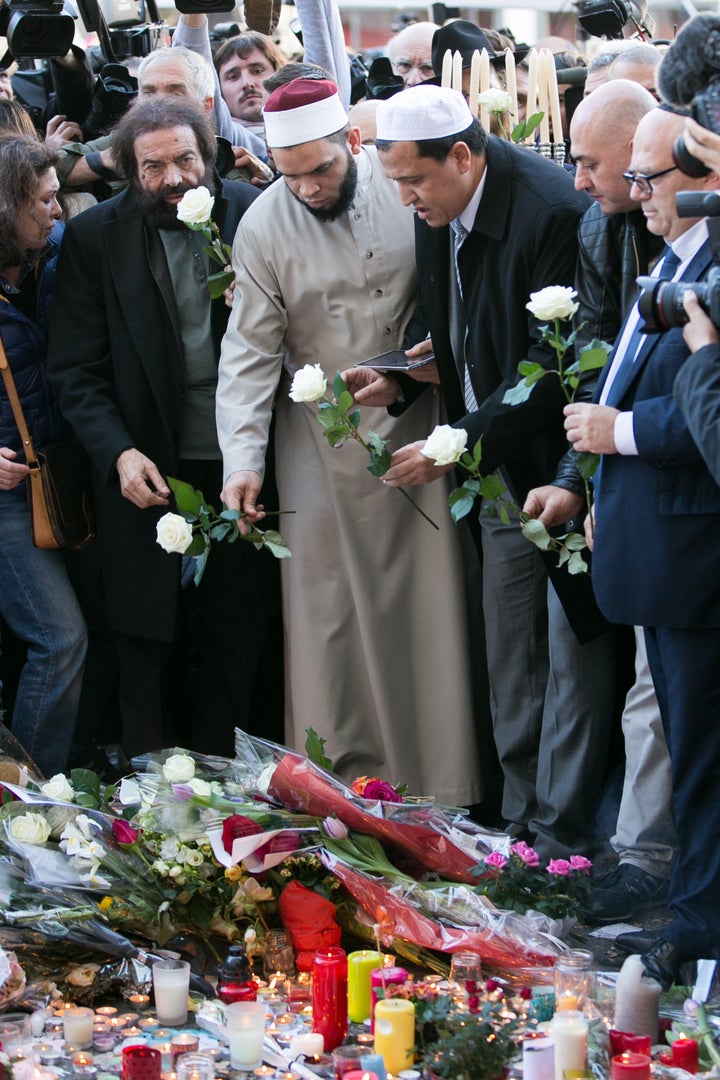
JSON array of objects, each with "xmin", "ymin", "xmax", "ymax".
[
  {"xmin": 47, "ymin": 95, "xmax": 283, "ymax": 760},
  {"xmin": 565, "ymin": 105, "xmax": 720, "ymax": 986},
  {"xmin": 345, "ymin": 84, "xmax": 615, "ymax": 859}
]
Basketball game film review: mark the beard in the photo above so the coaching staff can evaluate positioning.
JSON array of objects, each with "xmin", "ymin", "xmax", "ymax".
[
  {"xmin": 288, "ymin": 149, "xmax": 358, "ymax": 223},
  {"xmin": 134, "ymin": 165, "xmax": 216, "ymax": 230}
]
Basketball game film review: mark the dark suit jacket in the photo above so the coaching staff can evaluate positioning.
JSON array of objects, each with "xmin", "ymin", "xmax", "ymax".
[
  {"xmin": 674, "ymin": 341, "xmax": 720, "ymax": 487},
  {"xmin": 407, "ymin": 136, "xmax": 605, "ymax": 641},
  {"xmin": 592, "ymin": 240, "xmax": 720, "ymax": 629},
  {"xmin": 47, "ymin": 179, "xmax": 259, "ymax": 642}
]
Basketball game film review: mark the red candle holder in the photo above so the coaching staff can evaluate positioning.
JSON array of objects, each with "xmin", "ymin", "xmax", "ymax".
[
  {"xmin": 122, "ymin": 1045, "xmax": 161, "ymax": 1080},
  {"xmin": 369, "ymin": 966, "xmax": 409, "ymax": 1033},
  {"xmin": 312, "ymin": 947, "xmax": 348, "ymax": 1052},
  {"xmin": 611, "ymin": 1052, "xmax": 651, "ymax": 1080},
  {"xmin": 609, "ymin": 1031, "xmax": 652, "ymax": 1056}
]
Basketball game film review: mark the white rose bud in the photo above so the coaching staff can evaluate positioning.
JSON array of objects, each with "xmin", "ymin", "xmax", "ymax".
[
  {"xmin": 289, "ymin": 363, "xmax": 327, "ymax": 403},
  {"xmin": 162, "ymin": 753, "xmax": 196, "ymax": 783},
  {"xmin": 526, "ymin": 285, "xmax": 579, "ymax": 322},
  {"xmin": 186, "ymin": 777, "xmax": 212, "ymax": 797},
  {"xmin": 176, "ymin": 186, "xmax": 214, "ymax": 226},
  {"xmin": 156, "ymin": 513, "xmax": 193, "ymax": 555},
  {"xmin": 421, "ymin": 424, "xmax": 468, "ymax": 466},
  {"xmin": 8, "ymin": 811, "xmax": 51, "ymax": 845},
  {"xmin": 477, "ymin": 88, "xmax": 512, "ymax": 114},
  {"xmin": 40, "ymin": 773, "xmax": 75, "ymax": 802}
]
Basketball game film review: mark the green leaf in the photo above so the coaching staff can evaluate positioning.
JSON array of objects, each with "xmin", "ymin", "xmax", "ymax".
[
  {"xmin": 333, "ymin": 371, "xmax": 346, "ymax": 401},
  {"xmin": 472, "ymin": 438, "xmax": 483, "ymax": 465},
  {"xmin": 209, "ymin": 523, "xmax": 231, "ymax": 541},
  {"xmin": 510, "ymin": 111, "xmax": 544, "ymax": 143},
  {"xmin": 167, "ymin": 477, "xmax": 204, "ymax": 516},
  {"xmin": 305, "ymin": 727, "xmax": 334, "ymax": 772},
  {"xmin": 184, "ymin": 534, "xmax": 206, "ymax": 557},
  {"xmin": 70, "ymin": 767, "xmax": 101, "ymax": 798},
  {"xmin": 568, "ymin": 551, "xmax": 589, "ymax": 575},
  {"xmin": 565, "ymin": 532, "xmax": 587, "ymax": 552},
  {"xmin": 262, "ymin": 529, "xmax": 292, "ymax": 559},
  {"xmin": 499, "ymin": 504, "xmax": 510, "ymax": 526},
  {"xmin": 348, "ymin": 409, "xmax": 361, "ymax": 430},
  {"xmin": 521, "ymin": 518, "xmax": 553, "ymax": 551},
  {"xmin": 74, "ymin": 792, "xmax": 99, "ymax": 809},
  {"xmin": 207, "ymin": 270, "xmax": 235, "ymax": 300},
  {"xmin": 326, "ymin": 427, "xmax": 349, "ymax": 448},
  {"xmin": 449, "ymin": 488, "xmax": 477, "ymax": 522},
  {"xmin": 316, "ymin": 410, "xmax": 344, "ymax": 431},
  {"xmin": 193, "ymin": 551, "xmax": 208, "ymax": 586},
  {"xmin": 367, "ymin": 430, "xmax": 392, "ymax": 477},
  {"xmin": 502, "ymin": 380, "xmax": 535, "ymax": 406},
  {"xmin": 336, "ymin": 389, "xmax": 354, "ymax": 414},
  {"xmin": 219, "ymin": 507, "xmax": 241, "ymax": 522},
  {"xmin": 517, "ymin": 360, "xmax": 545, "ymax": 381},
  {"xmin": 576, "ymin": 451, "xmax": 600, "ymax": 481},
  {"xmin": 478, "ymin": 474, "xmax": 506, "ymax": 501},
  {"xmin": 578, "ymin": 346, "xmax": 611, "ymax": 373}
]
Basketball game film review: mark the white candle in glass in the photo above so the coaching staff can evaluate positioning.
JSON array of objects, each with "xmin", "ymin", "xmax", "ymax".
[
  {"xmin": 228, "ymin": 1029, "xmax": 264, "ymax": 1069},
  {"xmin": 63, "ymin": 1009, "xmax": 94, "ymax": 1050},
  {"xmin": 523, "ymin": 1036, "xmax": 555, "ymax": 1080},
  {"xmin": 152, "ymin": 960, "xmax": 190, "ymax": 1027}
]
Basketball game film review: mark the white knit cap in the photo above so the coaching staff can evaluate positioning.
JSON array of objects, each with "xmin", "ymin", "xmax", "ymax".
[
  {"xmin": 376, "ymin": 85, "xmax": 474, "ymax": 141},
  {"xmin": 263, "ymin": 77, "xmax": 349, "ymax": 148}
]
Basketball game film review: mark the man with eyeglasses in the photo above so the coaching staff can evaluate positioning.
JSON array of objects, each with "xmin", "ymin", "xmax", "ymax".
[
  {"xmin": 564, "ymin": 104, "xmax": 720, "ymax": 989},
  {"xmin": 385, "ymin": 22, "xmax": 438, "ymax": 87}
]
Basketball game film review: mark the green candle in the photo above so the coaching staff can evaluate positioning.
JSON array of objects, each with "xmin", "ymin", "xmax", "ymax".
[{"xmin": 347, "ymin": 951, "xmax": 383, "ymax": 1023}]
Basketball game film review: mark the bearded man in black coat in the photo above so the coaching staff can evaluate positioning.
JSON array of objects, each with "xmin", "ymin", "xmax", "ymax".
[{"xmin": 47, "ymin": 96, "xmax": 283, "ymax": 759}]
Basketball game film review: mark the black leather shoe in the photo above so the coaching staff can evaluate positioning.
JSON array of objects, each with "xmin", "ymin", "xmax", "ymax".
[
  {"xmin": 580, "ymin": 863, "xmax": 669, "ymax": 925},
  {"xmin": 641, "ymin": 939, "xmax": 692, "ymax": 991},
  {"xmin": 616, "ymin": 930, "xmax": 659, "ymax": 955}
]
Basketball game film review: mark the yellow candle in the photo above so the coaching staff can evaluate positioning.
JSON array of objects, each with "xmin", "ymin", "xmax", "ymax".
[
  {"xmin": 452, "ymin": 50, "xmax": 463, "ymax": 93},
  {"xmin": 557, "ymin": 991, "xmax": 579, "ymax": 1011},
  {"xmin": 348, "ymin": 951, "xmax": 383, "ymax": 1024},
  {"xmin": 374, "ymin": 999, "xmax": 415, "ymax": 1075},
  {"xmin": 525, "ymin": 49, "xmax": 538, "ymax": 138},
  {"xmin": 544, "ymin": 49, "xmax": 564, "ymax": 144},
  {"xmin": 469, "ymin": 50, "xmax": 480, "ymax": 120},
  {"xmin": 505, "ymin": 48, "xmax": 518, "ymax": 125},
  {"xmin": 441, "ymin": 49, "xmax": 452, "ymax": 89}
]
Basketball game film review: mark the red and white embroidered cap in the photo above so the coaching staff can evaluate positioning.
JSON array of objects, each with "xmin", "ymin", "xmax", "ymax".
[{"xmin": 263, "ymin": 77, "xmax": 349, "ymax": 148}]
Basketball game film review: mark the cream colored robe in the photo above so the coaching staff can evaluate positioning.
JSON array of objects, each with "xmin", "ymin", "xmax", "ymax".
[{"xmin": 217, "ymin": 148, "xmax": 483, "ymax": 806}]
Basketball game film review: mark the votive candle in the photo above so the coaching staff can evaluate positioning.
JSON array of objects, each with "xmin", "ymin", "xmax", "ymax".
[
  {"xmin": 672, "ymin": 1037, "xmax": 699, "ymax": 1074},
  {"xmin": 611, "ymin": 1053, "xmax": 651, "ymax": 1080},
  {"xmin": 551, "ymin": 1010, "xmax": 588, "ymax": 1080},
  {"xmin": 64, "ymin": 1009, "xmax": 95, "ymax": 1051},
  {"xmin": 370, "ymin": 966, "xmax": 408, "ymax": 1033},
  {"xmin": 523, "ymin": 1036, "xmax": 555, "ymax": 1080}
]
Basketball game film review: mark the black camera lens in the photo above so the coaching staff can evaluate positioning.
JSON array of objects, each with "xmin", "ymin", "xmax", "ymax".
[
  {"xmin": 672, "ymin": 133, "xmax": 712, "ymax": 178},
  {"xmin": 637, "ymin": 275, "xmax": 709, "ymax": 332}
]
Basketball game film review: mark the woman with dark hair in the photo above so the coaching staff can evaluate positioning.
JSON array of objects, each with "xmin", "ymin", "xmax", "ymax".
[{"xmin": 0, "ymin": 132, "xmax": 86, "ymax": 775}]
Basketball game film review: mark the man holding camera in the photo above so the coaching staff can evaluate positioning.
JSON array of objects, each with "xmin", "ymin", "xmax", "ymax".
[{"xmin": 564, "ymin": 103, "xmax": 720, "ymax": 986}]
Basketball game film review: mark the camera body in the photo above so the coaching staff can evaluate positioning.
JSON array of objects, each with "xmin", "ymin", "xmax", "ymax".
[
  {"xmin": 0, "ymin": 0, "xmax": 74, "ymax": 59},
  {"xmin": 673, "ymin": 79, "xmax": 720, "ymax": 178}
]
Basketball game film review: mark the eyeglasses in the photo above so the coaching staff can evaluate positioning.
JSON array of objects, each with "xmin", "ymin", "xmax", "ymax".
[
  {"xmin": 622, "ymin": 165, "xmax": 678, "ymax": 194},
  {"xmin": 393, "ymin": 59, "xmax": 436, "ymax": 78}
]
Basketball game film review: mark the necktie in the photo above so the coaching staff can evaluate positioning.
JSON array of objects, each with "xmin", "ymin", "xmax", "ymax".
[
  {"xmin": 604, "ymin": 245, "xmax": 681, "ymax": 407},
  {"xmin": 448, "ymin": 221, "xmax": 478, "ymax": 413}
]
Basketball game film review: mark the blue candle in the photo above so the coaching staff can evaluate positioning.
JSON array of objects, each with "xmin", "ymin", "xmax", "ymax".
[{"xmin": 361, "ymin": 1053, "xmax": 387, "ymax": 1080}]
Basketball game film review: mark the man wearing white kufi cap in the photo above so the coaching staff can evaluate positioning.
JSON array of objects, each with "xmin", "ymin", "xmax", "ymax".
[
  {"xmin": 216, "ymin": 78, "xmax": 485, "ymax": 806},
  {"xmin": 345, "ymin": 83, "xmax": 615, "ymax": 859}
]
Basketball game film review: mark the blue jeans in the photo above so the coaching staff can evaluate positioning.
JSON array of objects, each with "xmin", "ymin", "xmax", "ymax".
[{"xmin": 0, "ymin": 495, "xmax": 87, "ymax": 775}]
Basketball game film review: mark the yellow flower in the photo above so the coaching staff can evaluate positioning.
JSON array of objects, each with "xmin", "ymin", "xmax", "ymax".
[
  {"xmin": 225, "ymin": 865, "xmax": 243, "ymax": 883},
  {"xmin": 98, "ymin": 896, "xmax": 113, "ymax": 911}
]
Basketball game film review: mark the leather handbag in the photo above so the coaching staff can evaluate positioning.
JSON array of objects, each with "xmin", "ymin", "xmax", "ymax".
[{"xmin": 0, "ymin": 334, "xmax": 94, "ymax": 550}]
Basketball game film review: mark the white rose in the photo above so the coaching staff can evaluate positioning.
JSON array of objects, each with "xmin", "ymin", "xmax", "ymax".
[
  {"xmin": 177, "ymin": 186, "xmax": 214, "ymax": 226},
  {"xmin": 156, "ymin": 513, "xmax": 193, "ymax": 555},
  {"xmin": 526, "ymin": 286, "xmax": 579, "ymax": 322},
  {"xmin": 421, "ymin": 424, "xmax": 468, "ymax": 466},
  {"xmin": 186, "ymin": 777, "xmax": 212, "ymax": 797},
  {"xmin": 8, "ymin": 812, "xmax": 51, "ymax": 845},
  {"xmin": 289, "ymin": 364, "xmax": 327, "ymax": 403},
  {"xmin": 163, "ymin": 753, "xmax": 196, "ymax": 783},
  {"xmin": 40, "ymin": 774, "xmax": 75, "ymax": 802},
  {"xmin": 184, "ymin": 848, "xmax": 205, "ymax": 867},
  {"xmin": 477, "ymin": 88, "xmax": 512, "ymax": 114}
]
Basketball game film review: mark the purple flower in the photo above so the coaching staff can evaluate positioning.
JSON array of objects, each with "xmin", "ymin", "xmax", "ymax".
[
  {"xmin": 511, "ymin": 841, "xmax": 540, "ymax": 866},
  {"xmin": 363, "ymin": 779, "xmax": 402, "ymax": 802},
  {"xmin": 112, "ymin": 819, "xmax": 140, "ymax": 846},
  {"xmin": 569, "ymin": 855, "xmax": 592, "ymax": 873},
  {"xmin": 323, "ymin": 816, "xmax": 349, "ymax": 839},
  {"xmin": 546, "ymin": 858, "xmax": 572, "ymax": 877},
  {"xmin": 172, "ymin": 784, "xmax": 195, "ymax": 801},
  {"xmin": 485, "ymin": 851, "xmax": 508, "ymax": 870},
  {"xmin": 684, "ymin": 998, "xmax": 700, "ymax": 1019}
]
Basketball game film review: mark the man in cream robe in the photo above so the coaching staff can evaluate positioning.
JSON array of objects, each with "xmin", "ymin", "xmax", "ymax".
[{"xmin": 217, "ymin": 78, "xmax": 483, "ymax": 805}]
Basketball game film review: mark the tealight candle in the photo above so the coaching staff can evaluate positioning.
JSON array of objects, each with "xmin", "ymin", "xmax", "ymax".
[
  {"xmin": 117, "ymin": 1016, "xmax": 140, "ymax": 1028},
  {"xmin": 138, "ymin": 1022, "xmax": 159, "ymax": 1033},
  {"xmin": 170, "ymin": 1035, "xmax": 199, "ymax": 1066},
  {"xmin": 289, "ymin": 1033, "xmax": 324, "ymax": 1059},
  {"xmin": 93, "ymin": 1033, "xmax": 117, "ymax": 1054},
  {"xmin": 127, "ymin": 998, "xmax": 150, "ymax": 1013},
  {"xmin": 74, "ymin": 1052, "xmax": 99, "ymax": 1079},
  {"xmin": 64, "ymin": 1009, "xmax": 95, "ymax": 1051},
  {"xmin": 252, "ymin": 1069, "xmax": 274, "ymax": 1078},
  {"xmin": 95, "ymin": 1010, "xmax": 118, "ymax": 1020},
  {"xmin": 34, "ymin": 1046, "xmax": 62, "ymax": 1066}
]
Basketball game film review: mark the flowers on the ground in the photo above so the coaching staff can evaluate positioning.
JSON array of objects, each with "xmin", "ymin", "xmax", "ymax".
[
  {"xmin": 156, "ymin": 513, "xmax": 194, "ymax": 554},
  {"xmin": 422, "ymin": 424, "xmax": 468, "ymax": 466},
  {"xmin": 289, "ymin": 364, "xmax": 327, "ymax": 403},
  {"xmin": 526, "ymin": 285, "xmax": 580, "ymax": 322},
  {"xmin": 176, "ymin": 186, "xmax": 234, "ymax": 299},
  {"xmin": 351, "ymin": 776, "xmax": 403, "ymax": 802},
  {"xmin": 7, "ymin": 811, "xmax": 51, "ymax": 845},
  {"xmin": 40, "ymin": 774, "xmax": 75, "ymax": 802},
  {"xmin": 477, "ymin": 841, "xmax": 592, "ymax": 918},
  {"xmin": 162, "ymin": 753, "xmax": 196, "ymax": 784}
]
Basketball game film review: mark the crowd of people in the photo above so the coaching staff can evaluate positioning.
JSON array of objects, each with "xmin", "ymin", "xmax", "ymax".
[{"xmin": 1, "ymin": 0, "xmax": 720, "ymax": 990}]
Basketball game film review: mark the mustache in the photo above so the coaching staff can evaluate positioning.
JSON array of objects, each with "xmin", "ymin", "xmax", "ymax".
[{"xmin": 157, "ymin": 182, "xmax": 193, "ymax": 198}]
